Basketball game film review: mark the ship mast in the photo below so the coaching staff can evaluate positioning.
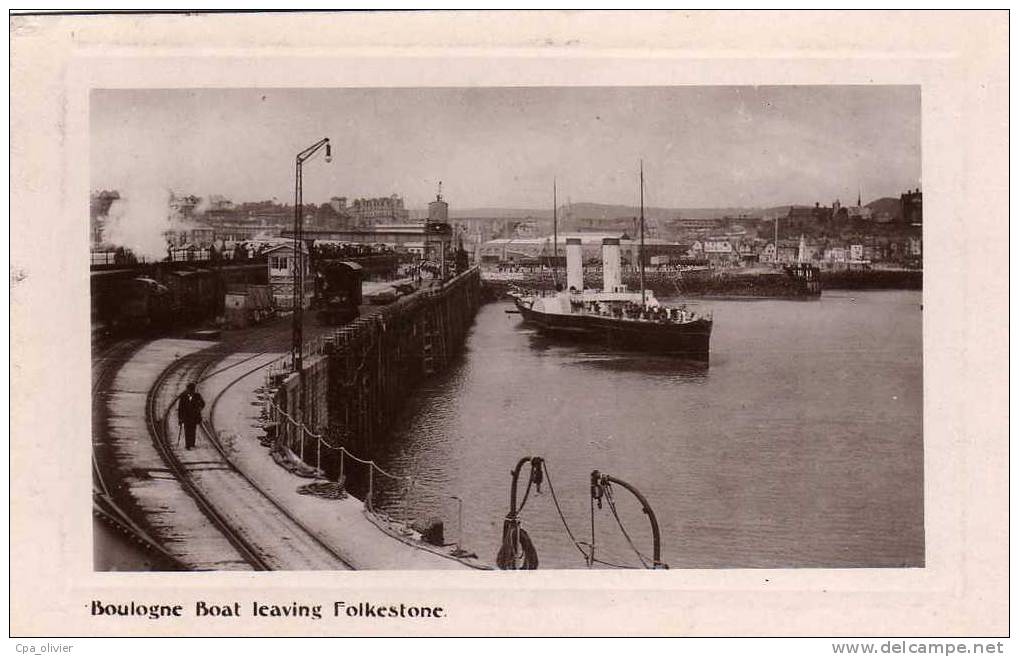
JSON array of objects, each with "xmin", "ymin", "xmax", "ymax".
[
  {"xmin": 553, "ymin": 177, "xmax": 558, "ymax": 287},
  {"xmin": 639, "ymin": 160, "xmax": 646, "ymax": 306}
]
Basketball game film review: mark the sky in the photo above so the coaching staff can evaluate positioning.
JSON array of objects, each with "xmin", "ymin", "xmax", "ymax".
[{"xmin": 91, "ymin": 86, "xmax": 921, "ymax": 211}]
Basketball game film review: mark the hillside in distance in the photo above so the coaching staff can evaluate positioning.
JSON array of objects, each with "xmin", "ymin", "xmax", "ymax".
[
  {"xmin": 445, "ymin": 199, "xmax": 899, "ymax": 222},
  {"xmin": 866, "ymin": 197, "xmax": 903, "ymax": 220},
  {"xmin": 450, "ymin": 202, "xmax": 768, "ymax": 221}
]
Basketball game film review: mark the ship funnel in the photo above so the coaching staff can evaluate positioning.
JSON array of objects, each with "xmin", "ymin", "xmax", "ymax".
[
  {"xmin": 566, "ymin": 237, "xmax": 583, "ymax": 292},
  {"xmin": 602, "ymin": 237, "xmax": 622, "ymax": 292}
]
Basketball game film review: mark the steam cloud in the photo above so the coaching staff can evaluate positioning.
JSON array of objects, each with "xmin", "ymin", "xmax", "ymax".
[
  {"xmin": 100, "ymin": 186, "xmax": 173, "ymax": 261},
  {"xmin": 97, "ymin": 187, "xmax": 213, "ymax": 261}
]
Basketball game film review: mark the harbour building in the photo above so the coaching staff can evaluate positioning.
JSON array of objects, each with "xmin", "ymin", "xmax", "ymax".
[{"xmin": 348, "ymin": 194, "xmax": 410, "ymax": 227}]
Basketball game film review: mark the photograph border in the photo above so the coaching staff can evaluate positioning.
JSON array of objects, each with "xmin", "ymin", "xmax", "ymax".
[{"xmin": 9, "ymin": 10, "xmax": 1008, "ymax": 637}]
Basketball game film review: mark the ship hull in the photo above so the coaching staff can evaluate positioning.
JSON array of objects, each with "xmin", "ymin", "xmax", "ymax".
[{"xmin": 514, "ymin": 297, "xmax": 712, "ymax": 360}]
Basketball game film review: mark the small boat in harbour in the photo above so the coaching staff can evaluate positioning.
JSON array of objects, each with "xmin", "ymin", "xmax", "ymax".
[{"xmin": 513, "ymin": 164, "xmax": 713, "ymax": 360}]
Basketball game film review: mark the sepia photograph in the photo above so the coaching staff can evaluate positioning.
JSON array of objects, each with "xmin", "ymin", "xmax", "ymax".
[
  {"xmin": 90, "ymin": 85, "xmax": 923, "ymax": 572},
  {"xmin": 10, "ymin": 9, "xmax": 1008, "ymax": 640}
]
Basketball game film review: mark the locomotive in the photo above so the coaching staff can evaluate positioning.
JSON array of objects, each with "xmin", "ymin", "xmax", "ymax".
[
  {"xmin": 91, "ymin": 265, "xmax": 224, "ymax": 337},
  {"xmin": 313, "ymin": 260, "xmax": 362, "ymax": 325}
]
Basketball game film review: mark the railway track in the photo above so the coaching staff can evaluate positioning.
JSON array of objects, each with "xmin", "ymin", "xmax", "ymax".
[
  {"xmin": 92, "ymin": 340, "xmax": 185, "ymax": 570},
  {"xmin": 202, "ymin": 354, "xmax": 358, "ymax": 569},
  {"xmin": 93, "ymin": 340, "xmax": 141, "ymax": 499},
  {"xmin": 147, "ymin": 349, "xmax": 354, "ymax": 571}
]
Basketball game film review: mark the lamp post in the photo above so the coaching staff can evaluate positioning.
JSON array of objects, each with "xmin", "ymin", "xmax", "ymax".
[{"xmin": 292, "ymin": 137, "xmax": 332, "ymax": 425}]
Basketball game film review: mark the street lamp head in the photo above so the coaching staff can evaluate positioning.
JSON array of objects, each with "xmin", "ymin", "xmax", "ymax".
[{"xmin": 325, "ymin": 141, "xmax": 332, "ymax": 164}]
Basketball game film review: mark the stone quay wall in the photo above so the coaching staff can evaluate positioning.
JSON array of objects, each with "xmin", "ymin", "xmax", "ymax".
[{"xmin": 314, "ymin": 267, "xmax": 482, "ymax": 476}]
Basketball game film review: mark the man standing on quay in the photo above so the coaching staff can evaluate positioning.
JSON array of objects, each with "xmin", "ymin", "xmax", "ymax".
[{"xmin": 178, "ymin": 382, "xmax": 205, "ymax": 450}]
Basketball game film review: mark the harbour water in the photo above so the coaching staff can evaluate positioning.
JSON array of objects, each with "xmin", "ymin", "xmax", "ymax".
[{"xmin": 374, "ymin": 290, "xmax": 924, "ymax": 569}]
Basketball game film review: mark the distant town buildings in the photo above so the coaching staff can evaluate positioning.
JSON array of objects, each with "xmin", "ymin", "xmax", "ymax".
[
  {"xmin": 512, "ymin": 221, "xmax": 542, "ymax": 238},
  {"xmin": 480, "ymin": 233, "xmax": 691, "ymax": 267},
  {"xmin": 667, "ymin": 216, "xmax": 723, "ymax": 233},
  {"xmin": 329, "ymin": 196, "xmax": 348, "ymax": 215},
  {"xmin": 348, "ymin": 194, "xmax": 410, "ymax": 226},
  {"xmin": 824, "ymin": 246, "xmax": 848, "ymax": 263},
  {"xmin": 282, "ymin": 186, "xmax": 455, "ymax": 266},
  {"xmin": 166, "ymin": 224, "xmax": 215, "ymax": 249},
  {"xmin": 908, "ymin": 236, "xmax": 922, "ymax": 257},
  {"xmin": 774, "ymin": 239, "xmax": 801, "ymax": 264},
  {"xmin": 428, "ymin": 184, "xmax": 449, "ymax": 223},
  {"xmin": 786, "ymin": 203, "xmax": 834, "ymax": 232},
  {"xmin": 901, "ymin": 189, "xmax": 923, "ymax": 225},
  {"xmin": 690, "ymin": 239, "xmax": 737, "ymax": 265},
  {"xmin": 88, "ymin": 183, "xmax": 922, "ymax": 270},
  {"xmin": 169, "ymin": 192, "xmax": 200, "ymax": 220}
]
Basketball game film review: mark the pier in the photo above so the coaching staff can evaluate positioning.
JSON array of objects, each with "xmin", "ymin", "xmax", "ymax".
[{"xmin": 268, "ymin": 266, "xmax": 482, "ymax": 503}]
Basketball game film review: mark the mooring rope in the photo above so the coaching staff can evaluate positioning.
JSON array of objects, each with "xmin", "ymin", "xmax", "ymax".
[
  {"xmin": 540, "ymin": 460, "xmax": 593, "ymax": 565},
  {"xmin": 541, "ymin": 461, "xmax": 655, "ymax": 569},
  {"xmin": 603, "ymin": 482, "xmax": 652, "ymax": 568}
]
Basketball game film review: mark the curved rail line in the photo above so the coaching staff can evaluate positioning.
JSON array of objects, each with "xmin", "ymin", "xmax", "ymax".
[
  {"xmin": 92, "ymin": 340, "xmax": 185, "ymax": 569},
  {"xmin": 202, "ymin": 355, "xmax": 358, "ymax": 570},
  {"xmin": 148, "ymin": 349, "xmax": 353, "ymax": 571},
  {"xmin": 92, "ymin": 340, "xmax": 142, "ymax": 499},
  {"xmin": 146, "ymin": 352, "xmax": 272, "ymax": 570},
  {"xmin": 197, "ymin": 349, "xmax": 275, "ymax": 384},
  {"xmin": 205, "ymin": 355, "xmax": 500, "ymax": 571}
]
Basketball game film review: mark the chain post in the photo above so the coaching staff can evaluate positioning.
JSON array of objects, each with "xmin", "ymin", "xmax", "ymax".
[{"xmin": 367, "ymin": 466, "xmax": 375, "ymax": 511}]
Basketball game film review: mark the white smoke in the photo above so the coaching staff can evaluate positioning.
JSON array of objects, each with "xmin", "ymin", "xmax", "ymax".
[
  {"xmin": 100, "ymin": 186, "xmax": 174, "ymax": 261},
  {"xmin": 192, "ymin": 194, "xmax": 212, "ymax": 216}
]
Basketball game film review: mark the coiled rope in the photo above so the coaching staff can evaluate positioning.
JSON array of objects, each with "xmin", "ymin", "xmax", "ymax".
[{"xmin": 495, "ymin": 458, "xmax": 543, "ymax": 570}]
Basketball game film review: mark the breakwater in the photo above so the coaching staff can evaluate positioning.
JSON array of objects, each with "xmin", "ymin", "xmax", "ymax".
[
  {"xmin": 821, "ymin": 269, "xmax": 922, "ymax": 290},
  {"xmin": 279, "ymin": 267, "xmax": 480, "ymax": 476},
  {"xmin": 481, "ymin": 268, "xmax": 820, "ymax": 300}
]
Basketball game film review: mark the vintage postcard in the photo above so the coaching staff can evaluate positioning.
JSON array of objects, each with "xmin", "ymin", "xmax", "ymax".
[{"xmin": 9, "ymin": 10, "xmax": 1009, "ymax": 638}]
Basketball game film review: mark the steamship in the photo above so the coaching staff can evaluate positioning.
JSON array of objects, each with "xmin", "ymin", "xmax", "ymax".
[{"xmin": 513, "ymin": 167, "xmax": 713, "ymax": 360}]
